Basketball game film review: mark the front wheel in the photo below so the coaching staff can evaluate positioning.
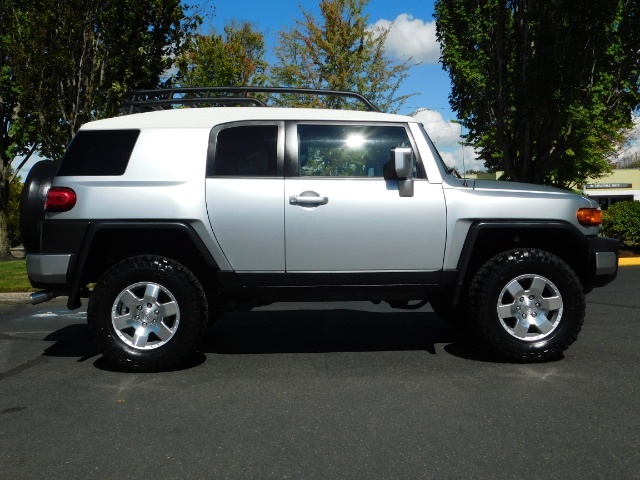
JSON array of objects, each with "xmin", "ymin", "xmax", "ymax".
[
  {"xmin": 469, "ymin": 248, "xmax": 585, "ymax": 362},
  {"xmin": 88, "ymin": 255, "xmax": 208, "ymax": 371}
]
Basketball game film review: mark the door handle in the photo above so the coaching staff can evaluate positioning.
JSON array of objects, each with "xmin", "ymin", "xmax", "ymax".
[{"xmin": 289, "ymin": 191, "xmax": 328, "ymax": 206}]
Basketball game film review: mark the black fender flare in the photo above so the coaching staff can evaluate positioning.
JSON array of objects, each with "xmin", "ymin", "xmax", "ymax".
[
  {"xmin": 67, "ymin": 221, "xmax": 219, "ymax": 309},
  {"xmin": 452, "ymin": 220, "xmax": 590, "ymax": 304}
]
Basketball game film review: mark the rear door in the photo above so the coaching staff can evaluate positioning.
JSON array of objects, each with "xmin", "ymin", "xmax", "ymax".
[{"xmin": 205, "ymin": 122, "xmax": 285, "ymax": 273}]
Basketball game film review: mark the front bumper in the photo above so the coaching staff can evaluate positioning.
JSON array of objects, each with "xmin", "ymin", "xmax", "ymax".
[{"xmin": 587, "ymin": 236, "xmax": 619, "ymax": 288}]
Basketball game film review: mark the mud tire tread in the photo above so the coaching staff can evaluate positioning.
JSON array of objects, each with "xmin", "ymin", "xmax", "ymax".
[
  {"xmin": 468, "ymin": 248, "xmax": 585, "ymax": 363},
  {"xmin": 87, "ymin": 255, "xmax": 208, "ymax": 372}
]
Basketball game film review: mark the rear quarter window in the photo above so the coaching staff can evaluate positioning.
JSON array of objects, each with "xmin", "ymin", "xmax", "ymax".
[{"xmin": 57, "ymin": 130, "xmax": 140, "ymax": 176}]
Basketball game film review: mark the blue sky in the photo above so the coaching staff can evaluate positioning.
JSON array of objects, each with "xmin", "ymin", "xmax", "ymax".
[
  {"xmin": 11, "ymin": 0, "xmax": 639, "ymax": 177},
  {"xmin": 192, "ymin": 0, "xmax": 480, "ymax": 169},
  {"xmin": 12, "ymin": 0, "xmax": 476, "ymax": 178},
  {"xmin": 199, "ymin": 0, "xmax": 454, "ymax": 115},
  {"xmin": 203, "ymin": 0, "xmax": 640, "ymax": 171},
  {"xmin": 197, "ymin": 0, "xmax": 640, "ymax": 170}
]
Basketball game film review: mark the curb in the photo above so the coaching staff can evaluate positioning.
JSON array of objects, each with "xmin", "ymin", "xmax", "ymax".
[
  {"xmin": 0, "ymin": 292, "xmax": 32, "ymax": 303},
  {"xmin": 619, "ymin": 257, "xmax": 640, "ymax": 266},
  {"xmin": 0, "ymin": 293, "xmax": 71, "ymax": 304}
]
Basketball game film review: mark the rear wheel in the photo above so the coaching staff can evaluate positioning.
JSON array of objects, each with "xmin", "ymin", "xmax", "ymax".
[
  {"xmin": 88, "ymin": 255, "xmax": 208, "ymax": 371},
  {"xmin": 469, "ymin": 248, "xmax": 585, "ymax": 362}
]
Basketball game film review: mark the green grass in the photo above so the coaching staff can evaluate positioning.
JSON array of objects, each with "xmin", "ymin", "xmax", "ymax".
[{"xmin": 0, "ymin": 259, "xmax": 35, "ymax": 292}]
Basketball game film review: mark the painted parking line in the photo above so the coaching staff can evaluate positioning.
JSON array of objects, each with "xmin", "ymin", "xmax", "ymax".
[{"xmin": 32, "ymin": 311, "xmax": 87, "ymax": 319}]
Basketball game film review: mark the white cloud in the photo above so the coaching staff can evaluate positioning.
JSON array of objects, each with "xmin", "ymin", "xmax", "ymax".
[
  {"xmin": 412, "ymin": 108, "xmax": 461, "ymax": 148},
  {"xmin": 411, "ymin": 108, "xmax": 485, "ymax": 172},
  {"xmin": 370, "ymin": 14, "xmax": 439, "ymax": 64},
  {"xmin": 439, "ymin": 146, "xmax": 485, "ymax": 173}
]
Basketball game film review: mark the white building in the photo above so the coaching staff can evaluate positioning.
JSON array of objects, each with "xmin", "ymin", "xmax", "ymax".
[{"xmin": 582, "ymin": 169, "xmax": 640, "ymax": 209}]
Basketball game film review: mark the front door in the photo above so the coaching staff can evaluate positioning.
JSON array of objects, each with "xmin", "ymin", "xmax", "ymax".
[{"xmin": 284, "ymin": 123, "xmax": 446, "ymax": 278}]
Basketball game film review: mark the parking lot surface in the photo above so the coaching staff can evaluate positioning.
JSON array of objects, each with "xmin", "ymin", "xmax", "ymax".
[{"xmin": 1, "ymin": 268, "xmax": 639, "ymax": 479}]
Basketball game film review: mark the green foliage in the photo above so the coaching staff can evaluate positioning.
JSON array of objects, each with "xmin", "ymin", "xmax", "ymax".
[
  {"xmin": 8, "ymin": 0, "xmax": 200, "ymax": 161},
  {"xmin": 434, "ymin": 0, "xmax": 640, "ymax": 188},
  {"xmin": 1, "ymin": 7, "xmax": 34, "ymax": 166},
  {"xmin": 602, "ymin": 201, "xmax": 640, "ymax": 245},
  {"xmin": 0, "ymin": 0, "xmax": 200, "ymax": 257},
  {"xmin": 176, "ymin": 21, "xmax": 267, "ymax": 88},
  {"xmin": 1, "ymin": 1, "xmax": 34, "ymax": 257},
  {"xmin": 272, "ymin": 0, "xmax": 414, "ymax": 112}
]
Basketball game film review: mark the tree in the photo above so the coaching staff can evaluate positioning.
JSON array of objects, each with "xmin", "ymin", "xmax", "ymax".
[
  {"xmin": 176, "ymin": 21, "xmax": 268, "ymax": 88},
  {"xmin": 272, "ymin": 0, "xmax": 414, "ymax": 112},
  {"xmin": 1, "ymin": 0, "xmax": 40, "ymax": 258},
  {"xmin": 0, "ymin": 0, "xmax": 199, "ymax": 258},
  {"xmin": 9, "ymin": 0, "xmax": 199, "ymax": 161},
  {"xmin": 615, "ymin": 152, "xmax": 640, "ymax": 169},
  {"xmin": 435, "ymin": 0, "xmax": 640, "ymax": 188}
]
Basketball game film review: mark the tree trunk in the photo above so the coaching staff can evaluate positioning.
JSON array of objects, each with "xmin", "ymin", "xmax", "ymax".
[
  {"xmin": 0, "ymin": 163, "xmax": 10, "ymax": 258},
  {"xmin": 0, "ymin": 207, "xmax": 10, "ymax": 259}
]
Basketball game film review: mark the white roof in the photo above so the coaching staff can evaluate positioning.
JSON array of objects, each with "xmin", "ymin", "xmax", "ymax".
[{"xmin": 81, "ymin": 107, "xmax": 417, "ymax": 130}]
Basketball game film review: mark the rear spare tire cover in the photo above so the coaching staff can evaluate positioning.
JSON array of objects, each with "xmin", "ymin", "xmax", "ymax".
[{"xmin": 19, "ymin": 160, "xmax": 58, "ymax": 253}]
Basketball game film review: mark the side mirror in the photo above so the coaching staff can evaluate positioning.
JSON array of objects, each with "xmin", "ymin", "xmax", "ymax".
[
  {"xmin": 384, "ymin": 147, "xmax": 414, "ymax": 197},
  {"xmin": 391, "ymin": 147, "xmax": 413, "ymax": 179}
]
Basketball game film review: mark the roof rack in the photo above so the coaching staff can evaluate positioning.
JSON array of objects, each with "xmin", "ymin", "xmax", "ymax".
[{"xmin": 119, "ymin": 86, "xmax": 380, "ymax": 115}]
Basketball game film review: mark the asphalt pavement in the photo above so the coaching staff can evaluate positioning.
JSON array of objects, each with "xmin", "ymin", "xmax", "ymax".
[{"xmin": 1, "ymin": 267, "xmax": 639, "ymax": 479}]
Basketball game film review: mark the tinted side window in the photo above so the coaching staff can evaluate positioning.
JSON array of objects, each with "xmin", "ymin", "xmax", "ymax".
[
  {"xmin": 212, "ymin": 125, "xmax": 278, "ymax": 177},
  {"xmin": 297, "ymin": 125, "xmax": 414, "ymax": 178},
  {"xmin": 57, "ymin": 130, "xmax": 139, "ymax": 176}
]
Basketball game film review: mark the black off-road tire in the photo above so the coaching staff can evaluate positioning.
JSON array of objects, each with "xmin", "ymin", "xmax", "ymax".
[
  {"xmin": 19, "ymin": 160, "xmax": 58, "ymax": 253},
  {"xmin": 87, "ymin": 255, "xmax": 208, "ymax": 372},
  {"xmin": 469, "ymin": 248, "xmax": 585, "ymax": 363}
]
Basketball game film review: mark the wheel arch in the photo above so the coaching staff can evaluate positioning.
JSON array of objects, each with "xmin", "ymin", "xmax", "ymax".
[
  {"xmin": 452, "ymin": 221, "xmax": 590, "ymax": 304},
  {"xmin": 67, "ymin": 221, "xmax": 219, "ymax": 309}
]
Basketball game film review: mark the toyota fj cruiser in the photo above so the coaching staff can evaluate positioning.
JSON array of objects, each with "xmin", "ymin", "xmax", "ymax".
[{"xmin": 20, "ymin": 87, "xmax": 618, "ymax": 371}]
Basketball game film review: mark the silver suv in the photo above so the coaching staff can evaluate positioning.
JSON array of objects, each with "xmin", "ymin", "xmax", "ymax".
[{"xmin": 20, "ymin": 87, "xmax": 618, "ymax": 371}]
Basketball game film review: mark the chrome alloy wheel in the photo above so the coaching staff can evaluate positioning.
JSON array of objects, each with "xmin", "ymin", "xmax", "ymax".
[
  {"xmin": 111, "ymin": 282, "xmax": 180, "ymax": 350},
  {"xmin": 496, "ymin": 274, "xmax": 563, "ymax": 341}
]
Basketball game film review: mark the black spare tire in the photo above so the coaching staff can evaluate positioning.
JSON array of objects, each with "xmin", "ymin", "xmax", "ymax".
[{"xmin": 19, "ymin": 160, "xmax": 58, "ymax": 253}]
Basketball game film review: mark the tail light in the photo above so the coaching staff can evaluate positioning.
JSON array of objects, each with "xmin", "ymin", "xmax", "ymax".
[
  {"xmin": 577, "ymin": 208, "xmax": 602, "ymax": 226},
  {"xmin": 45, "ymin": 187, "xmax": 77, "ymax": 212}
]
